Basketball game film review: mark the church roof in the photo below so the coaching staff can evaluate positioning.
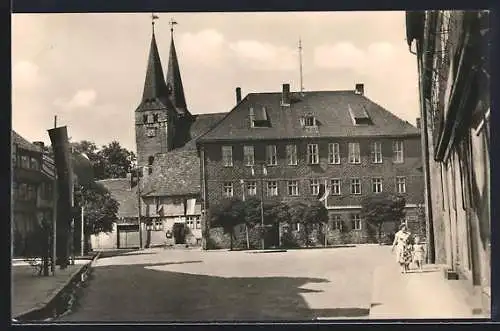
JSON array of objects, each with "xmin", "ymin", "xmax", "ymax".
[
  {"xmin": 198, "ymin": 90, "xmax": 419, "ymax": 142},
  {"xmin": 166, "ymin": 34, "xmax": 189, "ymax": 116},
  {"xmin": 137, "ymin": 29, "xmax": 170, "ymax": 111}
]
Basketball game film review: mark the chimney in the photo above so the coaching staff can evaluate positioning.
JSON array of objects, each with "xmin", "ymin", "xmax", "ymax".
[
  {"xmin": 416, "ymin": 118, "xmax": 421, "ymax": 129},
  {"xmin": 281, "ymin": 83, "xmax": 290, "ymax": 106},
  {"xmin": 33, "ymin": 141, "xmax": 45, "ymax": 151},
  {"xmin": 355, "ymin": 83, "xmax": 364, "ymax": 96},
  {"xmin": 236, "ymin": 87, "xmax": 242, "ymax": 104}
]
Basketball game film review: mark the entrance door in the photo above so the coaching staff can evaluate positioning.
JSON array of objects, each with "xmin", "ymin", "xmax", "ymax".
[
  {"xmin": 117, "ymin": 225, "xmax": 140, "ymax": 249},
  {"xmin": 264, "ymin": 223, "xmax": 280, "ymax": 248},
  {"xmin": 172, "ymin": 223, "xmax": 186, "ymax": 244}
]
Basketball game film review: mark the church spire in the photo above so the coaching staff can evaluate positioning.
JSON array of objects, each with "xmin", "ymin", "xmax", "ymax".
[
  {"xmin": 165, "ymin": 19, "xmax": 188, "ymax": 114},
  {"xmin": 141, "ymin": 15, "xmax": 168, "ymax": 103}
]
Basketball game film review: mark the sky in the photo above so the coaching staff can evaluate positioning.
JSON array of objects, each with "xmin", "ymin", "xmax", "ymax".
[{"xmin": 12, "ymin": 11, "xmax": 420, "ymax": 152}]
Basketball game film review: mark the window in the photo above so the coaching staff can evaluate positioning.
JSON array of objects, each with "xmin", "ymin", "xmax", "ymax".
[
  {"xmin": 21, "ymin": 155, "xmax": 30, "ymax": 168},
  {"xmin": 186, "ymin": 216, "xmax": 199, "ymax": 230},
  {"xmin": 266, "ymin": 145, "xmax": 277, "ymax": 166},
  {"xmin": 30, "ymin": 157, "xmax": 40, "ymax": 170},
  {"xmin": 351, "ymin": 214, "xmax": 362, "ymax": 230},
  {"xmin": 153, "ymin": 220, "xmax": 163, "ymax": 231},
  {"xmin": 143, "ymin": 114, "xmax": 148, "ymax": 123},
  {"xmin": 351, "ymin": 178, "xmax": 361, "ymax": 195},
  {"xmin": 287, "ymin": 180, "xmax": 299, "ymax": 196},
  {"xmin": 18, "ymin": 183, "xmax": 27, "ymax": 200},
  {"xmin": 330, "ymin": 179, "xmax": 341, "ymax": 195},
  {"xmin": 307, "ymin": 144, "xmax": 319, "ymax": 164},
  {"xmin": 13, "ymin": 182, "xmax": 18, "ymax": 199},
  {"xmin": 348, "ymin": 143, "xmax": 361, "ymax": 164},
  {"xmin": 304, "ymin": 116, "xmax": 316, "ymax": 127},
  {"xmin": 196, "ymin": 218, "xmax": 201, "ymax": 229},
  {"xmin": 372, "ymin": 178, "xmax": 383, "ymax": 193},
  {"xmin": 26, "ymin": 184, "xmax": 36, "ymax": 202},
  {"xmin": 393, "ymin": 141, "xmax": 404, "ymax": 163},
  {"xmin": 396, "ymin": 177, "xmax": 406, "ymax": 193},
  {"xmin": 328, "ymin": 143, "xmax": 340, "ymax": 164},
  {"xmin": 246, "ymin": 181, "xmax": 257, "ymax": 196},
  {"xmin": 267, "ymin": 181, "xmax": 278, "ymax": 196},
  {"xmin": 371, "ymin": 142, "xmax": 383, "ymax": 163},
  {"xmin": 292, "ymin": 223, "xmax": 301, "ymax": 231},
  {"xmin": 286, "ymin": 144, "xmax": 298, "ymax": 165},
  {"xmin": 222, "ymin": 146, "xmax": 233, "ymax": 167},
  {"xmin": 153, "ymin": 113, "xmax": 159, "ymax": 122},
  {"xmin": 223, "ymin": 182, "xmax": 233, "ymax": 197},
  {"xmin": 331, "ymin": 215, "xmax": 343, "ymax": 231},
  {"xmin": 310, "ymin": 179, "xmax": 320, "ymax": 195},
  {"xmin": 243, "ymin": 146, "xmax": 255, "ymax": 166}
]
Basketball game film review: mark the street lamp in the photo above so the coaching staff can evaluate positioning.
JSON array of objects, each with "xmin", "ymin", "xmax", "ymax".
[{"xmin": 251, "ymin": 162, "xmax": 267, "ymax": 250}]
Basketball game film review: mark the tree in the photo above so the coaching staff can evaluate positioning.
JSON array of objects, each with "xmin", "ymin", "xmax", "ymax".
[
  {"xmin": 209, "ymin": 197, "xmax": 246, "ymax": 251},
  {"xmin": 96, "ymin": 141, "xmax": 136, "ymax": 179},
  {"xmin": 287, "ymin": 200, "xmax": 308, "ymax": 246},
  {"xmin": 73, "ymin": 181, "xmax": 119, "ymax": 253},
  {"xmin": 303, "ymin": 200, "xmax": 329, "ymax": 246},
  {"xmin": 243, "ymin": 197, "xmax": 261, "ymax": 249},
  {"xmin": 360, "ymin": 193, "xmax": 406, "ymax": 244}
]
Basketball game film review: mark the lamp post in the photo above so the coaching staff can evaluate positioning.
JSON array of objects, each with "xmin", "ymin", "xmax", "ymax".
[{"xmin": 251, "ymin": 162, "xmax": 267, "ymax": 250}]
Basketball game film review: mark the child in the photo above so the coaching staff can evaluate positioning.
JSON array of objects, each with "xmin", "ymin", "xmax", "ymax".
[{"xmin": 412, "ymin": 236, "xmax": 426, "ymax": 271}]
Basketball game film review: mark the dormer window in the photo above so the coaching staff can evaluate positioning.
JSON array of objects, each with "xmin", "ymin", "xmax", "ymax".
[
  {"xmin": 348, "ymin": 104, "xmax": 372, "ymax": 125},
  {"xmin": 300, "ymin": 114, "xmax": 317, "ymax": 128},
  {"xmin": 249, "ymin": 106, "xmax": 270, "ymax": 128}
]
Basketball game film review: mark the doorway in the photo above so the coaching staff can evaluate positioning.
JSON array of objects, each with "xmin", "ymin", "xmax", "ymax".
[{"xmin": 172, "ymin": 223, "xmax": 186, "ymax": 244}]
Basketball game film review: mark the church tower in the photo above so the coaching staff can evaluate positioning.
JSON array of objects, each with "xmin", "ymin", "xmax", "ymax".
[{"xmin": 135, "ymin": 18, "xmax": 192, "ymax": 169}]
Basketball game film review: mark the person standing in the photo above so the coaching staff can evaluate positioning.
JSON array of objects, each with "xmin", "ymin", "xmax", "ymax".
[
  {"xmin": 412, "ymin": 236, "xmax": 426, "ymax": 271},
  {"xmin": 391, "ymin": 223, "xmax": 412, "ymax": 273}
]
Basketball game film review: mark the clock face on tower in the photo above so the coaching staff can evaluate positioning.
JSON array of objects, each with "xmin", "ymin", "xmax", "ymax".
[{"xmin": 146, "ymin": 128, "xmax": 156, "ymax": 137}]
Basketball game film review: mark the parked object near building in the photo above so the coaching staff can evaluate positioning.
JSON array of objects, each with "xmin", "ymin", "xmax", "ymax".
[{"xmin": 406, "ymin": 9, "xmax": 490, "ymax": 317}]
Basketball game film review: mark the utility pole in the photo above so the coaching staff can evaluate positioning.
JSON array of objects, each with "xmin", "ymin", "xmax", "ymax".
[
  {"xmin": 137, "ymin": 168, "xmax": 143, "ymax": 249},
  {"xmin": 299, "ymin": 38, "xmax": 304, "ymax": 94}
]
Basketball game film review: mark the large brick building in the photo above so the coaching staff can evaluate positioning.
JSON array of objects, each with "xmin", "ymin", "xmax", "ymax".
[
  {"xmin": 406, "ymin": 10, "xmax": 490, "ymax": 316},
  {"xmin": 197, "ymin": 84, "xmax": 425, "ymax": 247}
]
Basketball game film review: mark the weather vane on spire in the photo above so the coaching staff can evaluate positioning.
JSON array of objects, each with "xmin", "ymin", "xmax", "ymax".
[
  {"xmin": 169, "ymin": 18, "xmax": 178, "ymax": 36},
  {"xmin": 151, "ymin": 12, "xmax": 159, "ymax": 30}
]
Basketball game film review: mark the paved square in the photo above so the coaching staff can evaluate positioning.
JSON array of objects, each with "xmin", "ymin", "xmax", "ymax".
[{"xmin": 59, "ymin": 245, "xmax": 393, "ymax": 321}]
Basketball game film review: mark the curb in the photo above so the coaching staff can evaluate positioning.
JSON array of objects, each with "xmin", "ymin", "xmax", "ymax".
[
  {"xmin": 246, "ymin": 249, "xmax": 288, "ymax": 254},
  {"xmin": 13, "ymin": 252, "xmax": 101, "ymax": 322}
]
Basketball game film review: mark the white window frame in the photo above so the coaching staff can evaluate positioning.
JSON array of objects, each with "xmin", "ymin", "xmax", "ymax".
[
  {"xmin": 372, "ymin": 177, "xmax": 383, "ymax": 193},
  {"xmin": 307, "ymin": 144, "xmax": 319, "ymax": 164},
  {"xmin": 396, "ymin": 176, "xmax": 407, "ymax": 193},
  {"xmin": 328, "ymin": 143, "xmax": 340, "ymax": 164},
  {"xmin": 223, "ymin": 182, "xmax": 233, "ymax": 197},
  {"xmin": 243, "ymin": 145, "xmax": 255, "ymax": 166},
  {"xmin": 195, "ymin": 217, "xmax": 201, "ymax": 229},
  {"xmin": 222, "ymin": 146, "xmax": 233, "ymax": 167},
  {"xmin": 304, "ymin": 116, "xmax": 316, "ymax": 127},
  {"xmin": 332, "ymin": 215, "xmax": 343, "ymax": 231},
  {"xmin": 348, "ymin": 142, "xmax": 361, "ymax": 164},
  {"xmin": 266, "ymin": 145, "xmax": 278, "ymax": 166},
  {"xmin": 310, "ymin": 179, "xmax": 320, "ymax": 195},
  {"xmin": 267, "ymin": 180, "xmax": 278, "ymax": 196},
  {"xmin": 330, "ymin": 178, "xmax": 341, "ymax": 195},
  {"xmin": 371, "ymin": 142, "xmax": 383, "ymax": 164},
  {"xmin": 393, "ymin": 141, "xmax": 404, "ymax": 163},
  {"xmin": 287, "ymin": 180, "xmax": 299, "ymax": 196},
  {"xmin": 352, "ymin": 214, "xmax": 362, "ymax": 230},
  {"xmin": 246, "ymin": 181, "xmax": 257, "ymax": 196},
  {"xmin": 351, "ymin": 178, "xmax": 361, "ymax": 195},
  {"xmin": 286, "ymin": 144, "xmax": 298, "ymax": 165}
]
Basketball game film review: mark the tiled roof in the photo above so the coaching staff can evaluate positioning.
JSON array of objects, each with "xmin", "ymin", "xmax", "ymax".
[
  {"xmin": 197, "ymin": 90, "xmax": 419, "ymax": 142},
  {"xmin": 11, "ymin": 130, "xmax": 43, "ymax": 153},
  {"xmin": 141, "ymin": 149, "xmax": 201, "ymax": 197},
  {"xmin": 182, "ymin": 112, "xmax": 228, "ymax": 150},
  {"xmin": 97, "ymin": 178, "xmax": 138, "ymax": 219}
]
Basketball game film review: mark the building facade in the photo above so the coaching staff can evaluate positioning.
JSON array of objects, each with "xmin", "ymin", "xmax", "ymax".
[
  {"xmin": 11, "ymin": 131, "xmax": 56, "ymax": 258},
  {"xmin": 406, "ymin": 10, "xmax": 490, "ymax": 316},
  {"xmin": 197, "ymin": 84, "xmax": 425, "ymax": 248}
]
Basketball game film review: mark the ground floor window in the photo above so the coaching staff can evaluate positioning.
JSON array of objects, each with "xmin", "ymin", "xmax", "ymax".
[
  {"xmin": 330, "ymin": 215, "xmax": 343, "ymax": 231},
  {"xmin": 186, "ymin": 216, "xmax": 201, "ymax": 229},
  {"xmin": 351, "ymin": 214, "xmax": 362, "ymax": 230}
]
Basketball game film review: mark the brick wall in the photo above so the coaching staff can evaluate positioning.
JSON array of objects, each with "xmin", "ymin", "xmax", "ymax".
[{"xmin": 202, "ymin": 136, "xmax": 424, "ymax": 209}]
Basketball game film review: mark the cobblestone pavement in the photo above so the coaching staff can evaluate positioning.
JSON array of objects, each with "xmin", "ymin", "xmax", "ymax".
[{"xmin": 58, "ymin": 245, "xmax": 393, "ymax": 322}]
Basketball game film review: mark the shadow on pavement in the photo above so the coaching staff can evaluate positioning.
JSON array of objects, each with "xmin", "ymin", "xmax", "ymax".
[{"xmin": 57, "ymin": 261, "xmax": 368, "ymax": 322}]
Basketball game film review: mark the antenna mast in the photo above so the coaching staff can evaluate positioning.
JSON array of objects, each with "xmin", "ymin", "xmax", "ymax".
[{"xmin": 299, "ymin": 38, "xmax": 304, "ymax": 93}]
